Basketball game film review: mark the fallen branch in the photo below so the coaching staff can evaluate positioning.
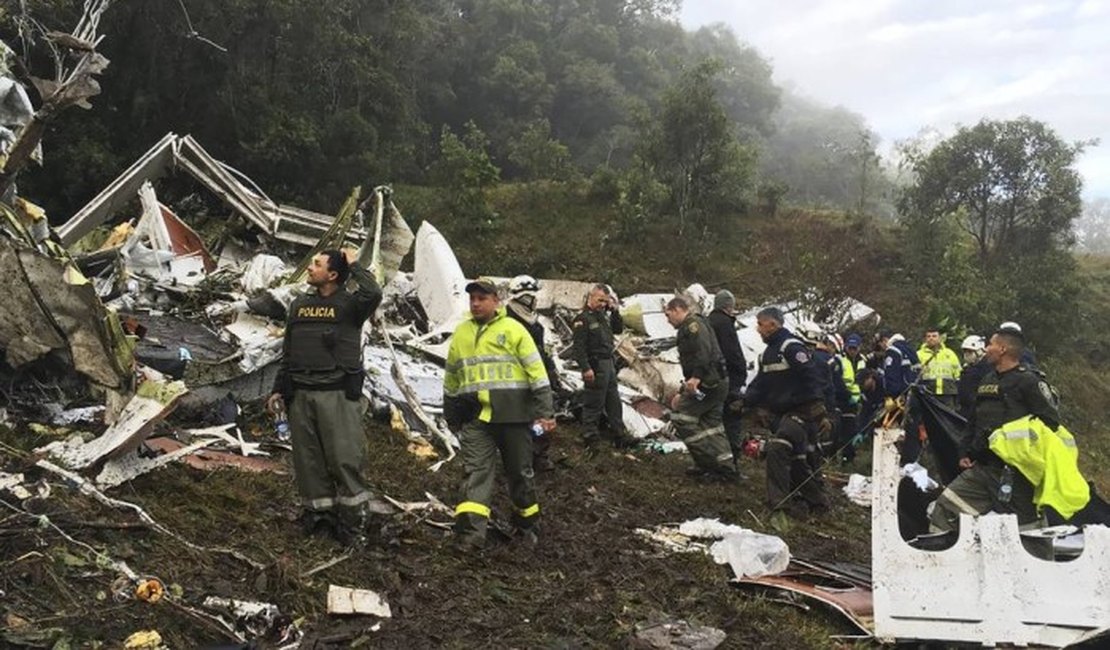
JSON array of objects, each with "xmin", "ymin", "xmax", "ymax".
[
  {"xmin": 0, "ymin": 495, "xmax": 137, "ymax": 580},
  {"xmin": 36, "ymin": 459, "xmax": 264, "ymax": 570}
]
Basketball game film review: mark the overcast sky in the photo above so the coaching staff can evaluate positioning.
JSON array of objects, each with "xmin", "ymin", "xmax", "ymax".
[{"xmin": 681, "ymin": 0, "xmax": 1110, "ymax": 199}]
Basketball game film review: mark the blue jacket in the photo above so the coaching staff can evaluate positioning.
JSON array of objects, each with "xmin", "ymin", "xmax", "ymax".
[
  {"xmin": 746, "ymin": 327, "xmax": 825, "ymax": 414},
  {"xmin": 883, "ymin": 337, "xmax": 919, "ymax": 397}
]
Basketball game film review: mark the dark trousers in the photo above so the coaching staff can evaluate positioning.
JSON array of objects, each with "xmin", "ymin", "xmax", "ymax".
[
  {"xmin": 289, "ymin": 389, "xmax": 372, "ymax": 525},
  {"xmin": 454, "ymin": 421, "xmax": 538, "ymax": 542},
  {"xmin": 722, "ymin": 391, "xmax": 744, "ymax": 461},
  {"xmin": 765, "ymin": 414, "xmax": 828, "ymax": 510},
  {"xmin": 672, "ymin": 381, "xmax": 734, "ymax": 475},
  {"xmin": 580, "ymin": 358, "xmax": 625, "ymax": 441}
]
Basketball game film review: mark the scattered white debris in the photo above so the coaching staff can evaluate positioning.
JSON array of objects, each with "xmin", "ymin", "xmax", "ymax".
[
  {"xmin": 39, "ymin": 377, "xmax": 188, "ymax": 470},
  {"xmin": 0, "ymin": 472, "xmax": 31, "ymax": 499},
  {"xmin": 49, "ymin": 405, "xmax": 106, "ymax": 425},
  {"xmin": 641, "ymin": 518, "xmax": 790, "ymax": 579},
  {"xmin": 202, "ymin": 596, "xmax": 282, "ymax": 638},
  {"xmin": 900, "ymin": 462, "xmax": 938, "ymax": 492},
  {"xmin": 843, "ymin": 473, "xmax": 872, "ymax": 507},
  {"xmin": 633, "ymin": 614, "xmax": 726, "ymax": 650},
  {"xmin": 239, "ymin": 254, "xmax": 288, "ymax": 293},
  {"xmin": 327, "ymin": 585, "xmax": 392, "ymax": 617}
]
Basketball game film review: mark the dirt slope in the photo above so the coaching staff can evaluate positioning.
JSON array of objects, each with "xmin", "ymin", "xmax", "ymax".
[{"xmin": 1, "ymin": 418, "xmax": 871, "ymax": 648}]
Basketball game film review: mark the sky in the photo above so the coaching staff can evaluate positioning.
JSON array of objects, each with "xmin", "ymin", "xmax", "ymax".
[{"xmin": 680, "ymin": 0, "xmax": 1110, "ymax": 198}]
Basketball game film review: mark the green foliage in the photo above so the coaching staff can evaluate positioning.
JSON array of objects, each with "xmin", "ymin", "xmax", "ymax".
[
  {"xmin": 1, "ymin": 0, "xmax": 782, "ymax": 220},
  {"xmin": 640, "ymin": 60, "xmax": 757, "ymax": 239},
  {"xmin": 756, "ymin": 180, "xmax": 789, "ymax": 217},
  {"xmin": 901, "ymin": 116, "xmax": 1088, "ymax": 263},
  {"xmin": 613, "ymin": 156, "xmax": 667, "ymax": 242},
  {"xmin": 507, "ymin": 119, "xmax": 574, "ymax": 181},
  {"xmin": 433, "ymin": 121, "xmax": 501, "ymax": 231},
  {"xmin": 899, "ymin": 117, "xmax": 1088, "ymax": 355}
]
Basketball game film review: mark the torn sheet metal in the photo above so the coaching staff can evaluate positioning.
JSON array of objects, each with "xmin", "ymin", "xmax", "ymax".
[
  {"xmin": 327, "ymin": 585, "xmax": 392, "ymax": 617},
  {"xmin": 95, "ymin": 437, "xmax": 216, "ymax": 488},
  {"xmin": 222, "ymin": 312, "xmax": 284, "ymax": 374},
  {"xmin": 141, "ymin": 437, "xmax": 286, "ymax": 475},
  {"xmin": 486, "ymin": 276, "xmax": 594, "ymax": 312},
  {"xmin": 412, "ymin": 221, "xmax": 467, "ymax": 339},
  {"xmin": 119, "ymin": 182, "xmax": 214, "ymax": 287},
  {"xmin": 363, "ymin": 344, "xmax": 443, "ymax": 410},
  {"xmin": 0, "ymin": 236, "xmax": 131, "ymax": 388},
  {"xmin": 58, "ymin": 133, "xmax": 362, "ymax": 247},
  {"xmin": 202, "ymin": 597, "xmax": 280, "ymax": 638},
  {"xmin": 41, "ymin": 377, "xmax": 188, "ymax": 469},
  {"xmin": 361, "ymin": 187, "xmax": 414, "ymax": 286},
  {"xmin": 736, "ymin": 558, "xmax": 874, "ymax": 637},
  {"xmin": 239, "ymin": 254, "xmax": 287, "ymax": 293},
  {"xmin": 621, "ymin": 293, "xmax": 678, "ymax": 340},
  {"xmin": 632, "ymin": 615, "xmax": 726, "ymax": 650},
  {"xmin": 870, "ymin": 428, "xmax": 1110, "ymax": 647},
  {"xmin": 49, "ymin": 405, "xmax": 106, "ymax": 425}
]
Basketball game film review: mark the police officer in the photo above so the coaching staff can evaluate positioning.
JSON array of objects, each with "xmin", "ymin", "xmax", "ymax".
[
  {"xmin": 707, "ymin": 290, "xmax": 747, "ymax": 463},
  {"xmin": 665, "ymin": 296, "xmax": 737, "ymax": 480},
  {"xmin": 570, "ymin": 284, "xmax": 634, "ymax": 447},
  {"xmin": 506, "ymin": 274, "xmax": 561, "ymax": 471},
  {"xmin": 445, "ymin": 278, "xmax": 556, "ymax": 550},
  {"xmin": 745, "ymin": 307, "xmax": 830, "ymax": 517},
  {"xmin": 268, "ymin": 248, "xmax": 384, "ymax": 546},
  {"xmin": 929, "ymin": 329, "xmax": 1059, "ymax": 533}
]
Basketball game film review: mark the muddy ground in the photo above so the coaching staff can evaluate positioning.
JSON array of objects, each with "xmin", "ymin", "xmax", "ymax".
[{"xmin": 1, "ymin": 408, "xmax": 873, "ymax": 649}]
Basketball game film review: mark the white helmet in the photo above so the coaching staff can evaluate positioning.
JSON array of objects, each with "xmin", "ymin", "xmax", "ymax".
[
  {"xmin": 508, "ymin": 274, "xmax": 540, "ymax": 297},
  {"xmin": 999, "ymin": 321, "xmax": 1022, "ymax": 333},
  {"xmin": 960, "ymin": 335, "xmax": 985, "ymax": 352}
]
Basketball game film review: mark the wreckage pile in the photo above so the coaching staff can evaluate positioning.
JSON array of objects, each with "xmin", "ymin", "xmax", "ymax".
[{"xmin": 0, "ymin": 126, "xmax": 885, "ymax": 646}]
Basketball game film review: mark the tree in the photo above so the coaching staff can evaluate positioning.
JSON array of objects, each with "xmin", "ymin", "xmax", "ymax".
[
  {"xmin": 433, "ymin": 121, "xmax": 500, "ymax": 229},
  {"xmin": 507, "ymin": 118, "xmax": 573, "ymax": 181},
  {"xmin": 643, "ymin": 60, "xmax": 756, "ymax": 238},
  {"xmin": 898, "ymin": 117, "xmax": 1089, "ymax": 354},
  {"xmin": 900, "ymin": 117, "xmax": 1089, "ymax": 264}
]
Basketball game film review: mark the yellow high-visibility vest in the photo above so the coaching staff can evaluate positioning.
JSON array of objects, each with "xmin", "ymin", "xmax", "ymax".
[
  {"xmin": 444, "ymin": 308, "xmax": 550, "ymax": 423},
  {"xmin": 988, "ymin": 416, "xmax": 1090, "ymax": 520},
  {"xmin": 917, "ymin": 345, "xmax": 962, "ymax": 395}
]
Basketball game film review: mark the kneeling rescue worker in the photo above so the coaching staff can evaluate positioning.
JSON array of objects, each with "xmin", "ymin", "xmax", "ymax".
[
  {"xmin": 745, "ymin": 307, "xmax": 830, "ymax": 517},
  {"xmin": 445, "ymin": 278, "xmax": 556, "ymax": 550}
]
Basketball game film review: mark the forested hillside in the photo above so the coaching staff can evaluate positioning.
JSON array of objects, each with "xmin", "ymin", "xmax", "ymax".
[{"xmin": 5, "ymin": 0, "xmax": 890, "ymax": 218}]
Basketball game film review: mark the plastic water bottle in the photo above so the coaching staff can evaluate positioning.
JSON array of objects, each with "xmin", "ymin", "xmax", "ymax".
[
  {"xmin": 530, "ymin": 423, "xmax": 545, "ymax": 439},
  {"xmin": 997, "ymin": 466, "xmax": 1013, "ymax": 504},
  {"xmin": 274, "ymin": 409, "xmax": 291, "ymax": 442}
]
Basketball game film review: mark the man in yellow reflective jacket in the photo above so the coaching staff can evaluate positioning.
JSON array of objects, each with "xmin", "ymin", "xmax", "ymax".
[
  {"xmin": 917, "ymin": 327, "xmax": 962, "ymax": 408},
  {"xmin": 444, "ymin": 278, "xmax": 556, "ymax": 550}
]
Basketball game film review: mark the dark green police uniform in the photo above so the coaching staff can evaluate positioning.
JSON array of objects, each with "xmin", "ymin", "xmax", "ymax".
[
  {"xmin": 273, "ymin": 263, "xmax": 382, "ymax": 528},
  {"xmin": 570, "ymin": 306, "xmax": 632, "ymax": 446},
  {"xmin": 673, "ymin": 314, "xmax": 735, "ymax": 476}
]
